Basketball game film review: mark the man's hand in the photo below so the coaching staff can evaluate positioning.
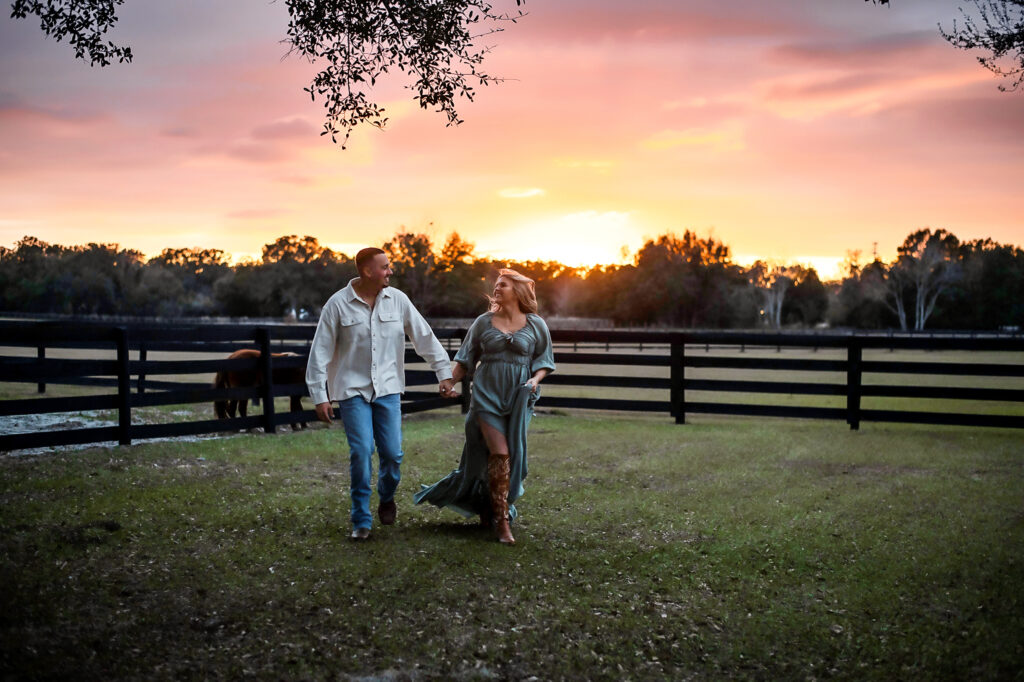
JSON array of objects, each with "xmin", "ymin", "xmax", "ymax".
[
  {"xmin": 315, "ymin": 402, "xmax": 334, "ymax": 424},
  {"xmin": 439, "ymin": 378, "xmax": 458, "ymax": 398}
]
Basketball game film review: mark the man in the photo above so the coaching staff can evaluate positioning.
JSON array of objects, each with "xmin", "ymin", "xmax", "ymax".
[{"xmin": 306, "ymin": 247, "xmax": 455, "ymax": 541}]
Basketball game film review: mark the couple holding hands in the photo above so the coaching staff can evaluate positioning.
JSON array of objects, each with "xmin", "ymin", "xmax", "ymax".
[{"xmin": 305, "ymin": 247, "xmax": 555, "ymax": 545}]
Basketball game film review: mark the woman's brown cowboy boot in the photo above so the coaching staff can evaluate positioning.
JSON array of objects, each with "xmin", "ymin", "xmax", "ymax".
[{"xmin": 488, "ymin": 452, "xmax": 515, "ymax": 545}]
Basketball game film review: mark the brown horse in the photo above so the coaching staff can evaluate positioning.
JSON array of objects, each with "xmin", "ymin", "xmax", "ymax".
[{"xmin": 213, "ymin": 349, "xmax": 308, "ymax": 430}]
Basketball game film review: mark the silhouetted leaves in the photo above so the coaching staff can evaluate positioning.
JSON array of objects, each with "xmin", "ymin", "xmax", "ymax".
[
  {"xmin": 10, "ymin": 0, "xmax": 525, "ymax": 145},
  {"xmin": 10, "ymin": 0, "xmax": 133, "ymax": 66},
  {"xmin": 283, "ymin": 0, "xmax": 526, "ymax": 145},
  {"xmin": 869, "ymin": 0, "xmax": 1024, "ymax": 91}
]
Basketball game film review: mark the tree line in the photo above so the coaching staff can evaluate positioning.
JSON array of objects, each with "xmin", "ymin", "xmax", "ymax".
[{"xmin": 1, "ymin": 228, "xmax": 1021, "ymax": 330}]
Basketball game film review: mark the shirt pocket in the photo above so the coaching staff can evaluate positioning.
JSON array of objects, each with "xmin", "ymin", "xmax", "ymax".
[
  {"xmin": 338, "ymin": 316, "xmax": 362, "ymax": 340},
  {"xmin": 378, "ymin": 304, "xmax": 401, "ymax": 324}
]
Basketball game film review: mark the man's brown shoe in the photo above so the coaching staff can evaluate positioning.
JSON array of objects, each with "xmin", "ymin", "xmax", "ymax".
[
  {"xmin": 378, "ymin": 499, "xmax": 397, "ymax": 526},
  {"xmin": 349, "ymin": 527, "xmax": 370, "ymax": 541}
]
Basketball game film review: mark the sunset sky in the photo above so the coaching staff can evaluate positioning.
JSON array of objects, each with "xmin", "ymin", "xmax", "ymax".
[{"xmin": 1, "ymin": 0, "xmax": 1022, "ymax": 279}]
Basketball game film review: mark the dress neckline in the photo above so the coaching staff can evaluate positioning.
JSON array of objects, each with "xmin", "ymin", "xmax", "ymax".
[{"xmin": 488, "ymin": 313, "xmax": 528, "ymax": 336}]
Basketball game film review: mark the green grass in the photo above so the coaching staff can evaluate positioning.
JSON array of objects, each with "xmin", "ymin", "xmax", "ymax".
[{"xmin": 2, "ymin": 412, "xmax": 1022, "ymax": 680}]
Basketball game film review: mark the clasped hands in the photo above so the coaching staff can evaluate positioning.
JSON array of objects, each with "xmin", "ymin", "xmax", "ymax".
[{"xmin": 439, "ymin": 378, "xmax": 458, "ymax": 398}]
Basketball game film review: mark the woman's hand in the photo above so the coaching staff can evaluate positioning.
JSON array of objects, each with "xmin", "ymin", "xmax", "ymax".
[
  {"xmin": 439, "ymin": 378, "xmax": 458, "ymax": 398},
  {"xmin": 524, "ymin": 369, "xmax": 548, "ymax": 393}
]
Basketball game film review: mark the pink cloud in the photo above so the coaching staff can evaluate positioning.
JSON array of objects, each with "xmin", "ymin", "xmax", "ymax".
[
  {"xmin": 763, "ymin": 71, "xmax": 901, "ymax": 101},
  {"xmin": 877, "ymin": 89, "xmax": 1024, "ymax": 146},
  {"xmin": 521, "ymin": 3, "xmax": 811, "ymax": 44},
  {"xmin": 251, "ymin": 117, "xmax": 316, "ymax": 140},
  {"xmin": 160, "ymin": 126, "xmax": 200, "ymax": 138},
  {"xmin": 770, "ymin": 30, "xmax": 937, "ymax": 67}
]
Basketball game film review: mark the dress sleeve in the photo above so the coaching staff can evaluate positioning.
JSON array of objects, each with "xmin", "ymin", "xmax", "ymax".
[
  {"xmin": 528, "ymin": 314, "xmax": 556, "ymax": 375},
  {"xmin": 453, "ymin": 315, "xmax": 486, "ymax": 370}
]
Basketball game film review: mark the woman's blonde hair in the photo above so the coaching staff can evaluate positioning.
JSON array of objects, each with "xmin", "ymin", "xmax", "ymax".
[{"xmin": 488, "ymin": 268, "xmax": 538, "ymax": 314}]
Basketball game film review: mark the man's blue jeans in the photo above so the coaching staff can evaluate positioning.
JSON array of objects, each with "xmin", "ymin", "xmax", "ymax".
[{"xmin": 338, "ymin": 393, "xmax": 403, "ymax": 530}]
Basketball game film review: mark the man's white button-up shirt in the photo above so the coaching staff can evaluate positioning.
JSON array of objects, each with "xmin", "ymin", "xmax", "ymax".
[{"xmin": 305, "ymin": 279, "xmax": 453, "ymax": 405}]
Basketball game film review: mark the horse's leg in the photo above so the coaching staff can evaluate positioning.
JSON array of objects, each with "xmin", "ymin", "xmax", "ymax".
[{"xmin": 240, "ymin": 398, "xmax": 256, "ymax": 432}]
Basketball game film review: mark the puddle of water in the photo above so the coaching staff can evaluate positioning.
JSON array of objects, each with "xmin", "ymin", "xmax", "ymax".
[{"xmin": 1, "ymin": 411, "xmax": 230, "ymax": 457}]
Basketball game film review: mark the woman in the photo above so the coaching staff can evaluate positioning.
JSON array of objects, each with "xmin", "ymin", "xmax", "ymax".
[{"xmin": 414, "ymin": 269, "xmax": 555, "ymax": 545}]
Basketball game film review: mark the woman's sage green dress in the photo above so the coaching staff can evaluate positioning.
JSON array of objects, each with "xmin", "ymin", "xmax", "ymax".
[{"xmin": 413, "ymin": 312, "xmax": 556, "ymax": 521}]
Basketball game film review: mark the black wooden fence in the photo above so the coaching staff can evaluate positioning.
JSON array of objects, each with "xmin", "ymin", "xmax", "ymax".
[
  {"xmin": 0, "ymin": 321, "xmax": 465, "ymax": 452},
  {"xmin": 541, "ymin": 330, "xmax": 1024, "ymax": 430},
  {"xmin": 1, "ymin": 320, "xmax": 1021, "ymax": 452}
]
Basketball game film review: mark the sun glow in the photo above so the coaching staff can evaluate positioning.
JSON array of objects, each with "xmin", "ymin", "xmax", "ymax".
[
  {"xmin": 478, "ymin": 211, "xmax": 642, "ymax": 268},
  {"xmin": 734, "ymin": 253, "xmax": 845, "ymax": 281}
]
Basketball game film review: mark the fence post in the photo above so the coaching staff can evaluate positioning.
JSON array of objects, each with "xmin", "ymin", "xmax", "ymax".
[
  {"xmin": 116, "ymin": 327, "xmax": 132, "ymax": 446},
  {"xmin": 846, "ymin": 337, "xmax": 862, "ymax": 431},
  {"xmin": 670, "ymin": 339, "xmax": 686, "ymax": 424},
  {"xmin": 138, "ymin": 340, "xmax": 147, "ymax": 394},
  {"xmin": 37, "ymin": 342, "xmax": 46, "ymax": 394},
  {"xmin": 258, "ymin": 328, "xmax": 276, "ymax": 434}
]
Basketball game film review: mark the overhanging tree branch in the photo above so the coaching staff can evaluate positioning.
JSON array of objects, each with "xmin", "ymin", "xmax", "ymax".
[
  {"xmin": 283, "ymin": 0, "xmax": 525, "ymax": 147},
  {"xmin": 10, "ymin": 0, "xmax": 133, "ymax": 66},
  {"xmin": 868, "ymin": 0, "xmax": 1024, "ymax": 91},
  {"xmin": 9, "ymin": 0, "xmax": 525, "ymax": 147}
]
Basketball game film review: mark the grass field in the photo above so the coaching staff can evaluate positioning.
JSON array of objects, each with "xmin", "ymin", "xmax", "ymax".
[{"xmin": 2, "ymin": 411, "xmax": 1022, "ymax": 680}]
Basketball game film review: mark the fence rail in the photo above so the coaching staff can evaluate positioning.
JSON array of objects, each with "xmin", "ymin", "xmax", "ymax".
[{"xmin": 1, "ymin": 320, "xmax": 1022, "ymax": 452}]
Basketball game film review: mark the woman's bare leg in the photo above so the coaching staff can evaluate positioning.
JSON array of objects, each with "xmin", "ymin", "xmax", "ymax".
[{"xmin": 478, "ymin": 417, "xmax": 509, "ymax": 456}]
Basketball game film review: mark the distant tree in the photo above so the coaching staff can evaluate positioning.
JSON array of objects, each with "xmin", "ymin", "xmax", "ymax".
[
  {"xmin": 432, "ymin": 231, "xmax": 490, "ymax": 317},
  {"xmin": 932, "ymin": 238, "xmax": 1024, "ymax": 328},
  {"xmin": 889, "ymin": 228, "xmax": 962, "ymax": 331},
  {"xmin": 134, "ymin": 264, "xmax": 188, "ymax": 317},
  {"xmin": 261, "ymin": 235, "xmax": 352, "ymax": 315},
  {"xmin": 147, "ymin": 247, "xmax": 231, "ymax": 315},
  {"xmin": 570, "ymin": 264, "xmax": 630, "ymax": 323},
  {"xmin": 782, "ymin": 266, "xmax": 829, "ymax": 327},
  {"xmin": 384, "ymin": 230, "xmax": 437, "ymax": 312},
  {"xmin": 868, "ymin": 0, "xmax": 1024, "ymax": 91},
  {"xmin": 436, "ymin": 232, "xmax": 476, "ymax": 272},
  {"xmin": 214, "ymin": 261, "xmax": 267, "ymax": 318},
  {"xmin": 830, "ymin": 256, "xmax": 892, "ymax": 329},
  {"xmin": 209, "ymin": 235, "xmax": 353, "ymax": 317},
  {"xmin": 626, "ymin": 232, "xmax": 743, "ymax": 328},
  {"xmin": 10, "ymin": 0, "xmax": 526, "ymax": 145},
  {"xmin": 748, "ymin": 261, "xmax": 797, "ymax": 330},
  {"xmin": 60, "ymin": 242, "xmax": 146, "ymax": 315},
  {"xmin": 883, "ymin": 261, "xmax": 911, "ymax": 331},
  {"xmin": 261, "ymin": 235, "xmax": 330, "ymax": 265},
  {"xmin": 0, "ymin": 236, "xmax": 64, "ymax": 312}
]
